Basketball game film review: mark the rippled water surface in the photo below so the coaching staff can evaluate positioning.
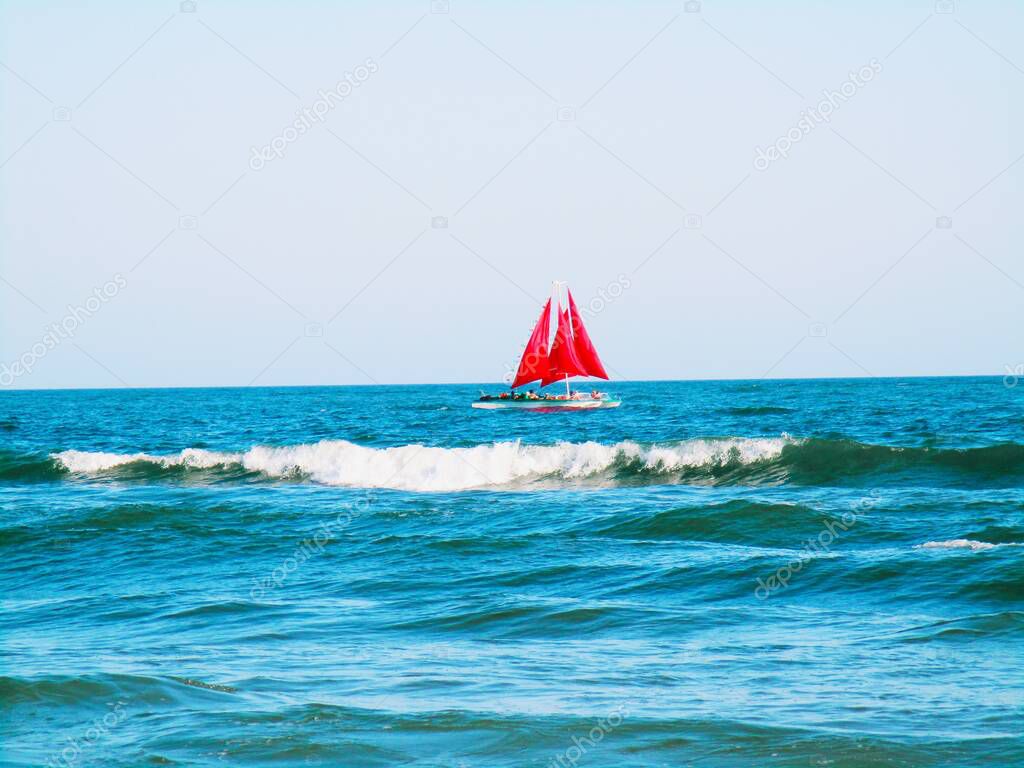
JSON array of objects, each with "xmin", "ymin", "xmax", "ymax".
[{"xmin": 2, "ymin": 378, "xmax": 1023, "ymax": 766}]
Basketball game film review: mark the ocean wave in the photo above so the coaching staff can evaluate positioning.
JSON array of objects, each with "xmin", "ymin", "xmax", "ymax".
[
  {"xmin": 54, "ymin": 448, "xmax": 242, "ymax": 472},
  {"xmin": 592, "ymin": 500, "xmax": 825, "ymax": 543},
  {"xmin": 50, "ymin": 437, "xmax": 790, "ymax": 491},
  {"xmin": 881, "ymin": 611, "xmax": 1024, "ymax": 643},
  {"xmin": 0, "ymin": 672, "xmax": 237, "ymax": 707},
  {"xmin": 0, "ymin": 435, "xmax": 1015, "ymax": 491},
  {"xmin": 724, "ymin": 406, "xmax": 795, "ymax": 415},
  {"xmin": 916, "ymin": 539, "xmax": 1019, "ymax": 551}
]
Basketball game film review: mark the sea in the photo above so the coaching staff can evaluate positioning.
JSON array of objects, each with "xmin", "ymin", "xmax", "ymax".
[{"xmin": 2, "ymin": 377, "xmax": 1022, "ymax": 767}]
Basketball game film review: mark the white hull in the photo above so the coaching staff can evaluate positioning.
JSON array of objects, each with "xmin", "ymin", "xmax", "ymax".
[{"xmin": 472, "ymin": 399, "xmax": 621, "ymax": 410}]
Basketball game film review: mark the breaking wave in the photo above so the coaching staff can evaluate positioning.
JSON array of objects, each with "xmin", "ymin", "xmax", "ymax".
[
  {"xmin": 0, "ymin": 436, "xmax": 1019, "ymax": 491},
  {"xmin": 49, "ymin": 438, "xmax": 790, "ymax": 492},
  {"xmin": 916, "ymin": 539, "xmax": 1021, "ymax": 552}
]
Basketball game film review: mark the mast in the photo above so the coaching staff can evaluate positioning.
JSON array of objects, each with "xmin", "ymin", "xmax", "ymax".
[
  {"xmin": 553, "ymin": 281, "xmax": 571, "ymax": 397},
  {"xmin": 552, "ymin": 281, "xmax": 572, "ymax": 397}
]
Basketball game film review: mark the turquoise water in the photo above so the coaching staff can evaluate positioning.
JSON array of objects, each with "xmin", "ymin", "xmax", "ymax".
[{"xmin": 2, "ymin": 378, "xmax": 1023, "ymax": 767}]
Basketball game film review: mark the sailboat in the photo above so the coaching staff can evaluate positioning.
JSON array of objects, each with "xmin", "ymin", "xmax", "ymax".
[{"xmin": 472, "ymin": 281, "xmax": 621, "ymax": 410}]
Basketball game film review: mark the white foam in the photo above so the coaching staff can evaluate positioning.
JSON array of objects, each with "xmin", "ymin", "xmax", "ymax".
[
  {"xmin": 917, "ymin": 539, "xmax": 998, "ymax": 551},
  {"xmin": 52, "ymin": 437, "xmax": 792, "ymax": 492},
  {"xmin": 54, "ymin": 448, "xmax": 241, "ymax": 473}
]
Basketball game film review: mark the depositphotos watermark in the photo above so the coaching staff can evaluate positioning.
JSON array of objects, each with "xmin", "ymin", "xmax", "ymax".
[
  {"xmin": 753, "ymin": 59, "xmax": 882, "ymax": 171},
  {"xmin": 0, "ymin": 274, "xmax": 127, "ymax": 387},
  {"xmin": 44, "ymin": 703, "xmax": 127, "ymax": 768},
  {"xmin": 546, "ymin": 704, "xmax": 629, "ymax": 768},
  {"xmin": 579, "ymin": 273, "xmax": 632, "ymax": 319},
  {"xmin": 1004, "ymin": 363, "xmax": 1023, "ymax": 388},
  {"xmin": 754, "ymin": 494, "xmax": 879, "ymax": 599},
  {"xmin": 249, "ymin": 57, "xmax": 378, "ymax": 170},
  {"xmin": 249, "ymin": 493, "xmax": 374, "ymax": 599}
]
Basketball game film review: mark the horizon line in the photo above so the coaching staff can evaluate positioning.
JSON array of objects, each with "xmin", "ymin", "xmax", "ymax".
[{"xmin": 0, "ymin": 372, "xmax": 1009, "ymax": 394}]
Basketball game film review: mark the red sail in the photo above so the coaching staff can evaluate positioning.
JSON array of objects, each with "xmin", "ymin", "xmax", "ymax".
[
  {"xmin": 510, "ymin": 299, "xmax": 552, "ymax": 388},
  {"xmin": 542, "ymin": 308, "xmax": 588, "ymax": 386},
  {"xmin": 567, "ymin": 290, "xmax": 609, "ymax": 380}
]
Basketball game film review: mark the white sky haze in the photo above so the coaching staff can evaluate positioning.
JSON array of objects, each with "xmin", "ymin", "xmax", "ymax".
[{"xmin": 2, "ymin": 0, "xmax": 1022, "ymax": 388}]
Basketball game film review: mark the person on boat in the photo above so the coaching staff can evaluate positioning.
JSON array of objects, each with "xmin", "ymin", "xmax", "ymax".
[
  {"xmin": 526, "ymin": 390, "xmax": 540, "ymax": 400},
  {"xmin": 590, "ymin": 390, "xmax": 603, "ymax": 400},
  {"xmin": 570, "ymin": 390, "xmax": 584, "ymax": 400},
  {"xmin": 499, "ymin": 392, "xmax": 509, "ymax": 399}
]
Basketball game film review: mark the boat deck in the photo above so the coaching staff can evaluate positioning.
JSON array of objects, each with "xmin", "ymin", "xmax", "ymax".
[{"xmin": 471, "ymin": 398, "xmax": 621, "ymax": 410}]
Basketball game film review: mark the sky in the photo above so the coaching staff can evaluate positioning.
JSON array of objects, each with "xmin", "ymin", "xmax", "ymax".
[{"xmin": 1, "ymin": 0, "xmax": 1022, "ymax": 389}]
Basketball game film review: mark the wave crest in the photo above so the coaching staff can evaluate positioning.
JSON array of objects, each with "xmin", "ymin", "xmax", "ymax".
[
  {"xmin": 52, "ymin": 437, "xmax": 792, "ymax": 492},
  {"xmin": 54, "ymin": 448, "xmax": 240, "ymax": 473},
  {"xmin": 26, "ymin": 436, "xmax": 1024, "ymax": 491},
  {"xmin": 915, "ymin": 539, "xmax": 1017, "ymax": 551}
]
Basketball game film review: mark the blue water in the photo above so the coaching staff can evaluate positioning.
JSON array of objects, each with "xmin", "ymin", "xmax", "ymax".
[{"xmin": 2, "ymin": 378, "xmax": 1023, "ymax": 767}]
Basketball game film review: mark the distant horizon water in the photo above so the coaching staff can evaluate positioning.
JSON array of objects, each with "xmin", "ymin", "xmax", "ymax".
[{"xmin": 2, "ymin": 371, "xmax": 1019, "ymax": 394}]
